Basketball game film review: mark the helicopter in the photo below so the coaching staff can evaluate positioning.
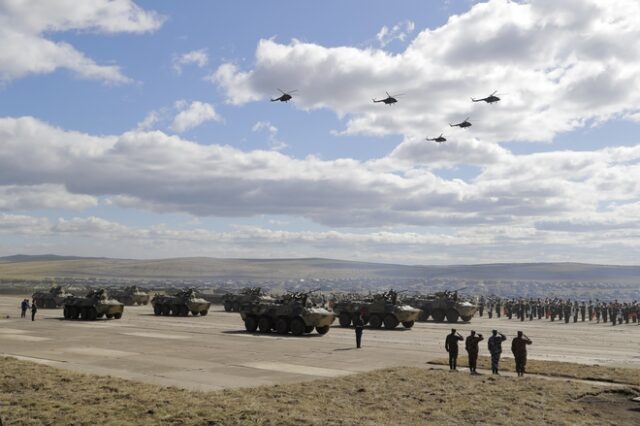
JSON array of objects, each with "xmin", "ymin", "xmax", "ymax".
[
  {"xmin": 271, "ymin": 89, "xmax": 297, "ymax": 102},
  {"xmin": 449, "ymin": 117, "xmax": 472, "ymax": 128},
  {"xmin": 426, "ymin": 134, "xmax": 447, "ymax": 143},
  {"xmin": 373, "ymin": 91, "xmax": 403, "ymax": 105},
  {"xmin": 472, "ymin": 90, "xmax": 500, "ymax": 104}
]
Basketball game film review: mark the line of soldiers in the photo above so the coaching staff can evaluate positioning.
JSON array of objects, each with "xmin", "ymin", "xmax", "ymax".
[
  {"xmin": 445, "ymin": 328, "xmax": 532, "ymax": 376},
  {"xmin": 477, "ymin": 297, "xmax": 639, "ymax": 326}
]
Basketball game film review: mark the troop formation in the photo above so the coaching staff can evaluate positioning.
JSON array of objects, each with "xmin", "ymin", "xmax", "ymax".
[
  {"xmin": 478, "ymin": 296, "xmax": 640, "ymax": 326},
  {"xmin": 445, "ymin": 328, "xmax": 532, "ymax": 376}
]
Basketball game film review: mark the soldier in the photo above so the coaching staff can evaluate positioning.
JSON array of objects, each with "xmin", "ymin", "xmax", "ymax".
[
  {"xmin": 602, "ymin": 302, "xmax": 608, "ymax": 323},
  {"xmin": 511, "ymin": 331, "xmax": 532, "ymax": 376},
  {"xmin": 588, "ymin": 300, "xmax": 593, "ymax": 321},
  {"xmin": 354, "ymin": 314, "xmax": 364, "ymax": 349},
  {"xmin": 20, "ymin": 299, "xmax": 29, "ymax": 319},
  {"xmin": 488, "ymin": 330, "xmax": 507, "ymax": 375},
  {"xmin": 30, "ymin": 300, "xmax": 37, "ymax": 321},
  {"xmin": 573, "ymin": 301, "xmax": 579, "ymax": 323},
  {"xmin": 580, "ymin": 301, "xmax": 586, "ymax": 322},
  {"xmin": 465, "ymin": 330, "xmax": 483, "ymax": 375},
  {"xmin": 495, "ymin": 299, "xmax": 502, "ymax": 318},
  {"xmin": 563, "ymin": 302, "xmax": 571, "ymax": 324},
  {"xmin": 478, "ymin": 296, "xmax": 485, "ymax": 317},
  {"xmin": 445, "ymin": 329, "xmax": 464, "ymax": 371},
  {"xmin": 487, "ymin": 299, "xmax": 493, "ymax": 319}
]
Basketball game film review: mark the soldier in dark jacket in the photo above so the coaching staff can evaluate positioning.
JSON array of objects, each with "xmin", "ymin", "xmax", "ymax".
[
  {"xmin": 488, "ymin": 330, "xmax": 507, "ymax": 375},
  {"xmin": 465, "ymin": 330, "xmax": 483, "ymax": 374},
  {"xmin": 31, "ymin": 300, "xmax": 38, "ymax": 321},
  {"xmin": 445, "ymin": 329, "xmax": 464, "ymax": 371},
  {"xmin": 511, "ymin": 331, "xmax": 532, "ymax": 376},
  {"xmin": 354, "ymin": 314, "xmax": 364, "ymax": 348}
]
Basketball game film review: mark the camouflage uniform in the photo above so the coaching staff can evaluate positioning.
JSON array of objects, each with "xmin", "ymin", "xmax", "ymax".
[{"xmin": 488, "ymin": 332, "xmax": 507, "ymax": 374}]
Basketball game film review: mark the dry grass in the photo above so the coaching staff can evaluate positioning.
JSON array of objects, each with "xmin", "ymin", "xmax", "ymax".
[
  {"xmin": 428, "ymin": 356, "xmax": 640, "ymax": 386},
  {"xmin": 1, "ymin": 357, "xmax": 639, "ymax": 426}
]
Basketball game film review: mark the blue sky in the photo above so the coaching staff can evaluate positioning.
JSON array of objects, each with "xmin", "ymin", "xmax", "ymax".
[{"xmin": 1, "ymin": 0, "xmax": 640, "ymax": 264}]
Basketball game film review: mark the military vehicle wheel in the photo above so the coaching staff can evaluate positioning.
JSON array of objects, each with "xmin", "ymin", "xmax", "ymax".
[
  {"xmin": 71, "ymin": 307, "xmax": 80, "ymax": 320},
  {"xmin": 114, "ymin": 312, "xmax": 122, "ymax": 319},
  {"xmin": 245, "ymin": 315, "xmax": 258, "ymax": 332},
  {"xmin": 233, "ymin": 302, "xmax": 240, "ymax": 312},
  {"xmin": 97, "ymin": 313, "xmax": 105, "ymax": 319},
  {"xmin": 179, "ymin": 306, "xmax": 189, "ymax": 316},
  {"xmin": 402, "ymin": 321, "xmax": 415, "ymax": 328},
  {"xmin": 446, "ymin": 309, "xmax": 459, "ymax": 323},
  {"xmin": 304, "ymin": 326, "xmax": 314, "ymax": 334},
  {"xmin": 191, "ymin": 310, "xmax": 199, "ymax": 316},
  {"xmin": 418, "ymin": 310, "xmax": 429, "ymax": 321},
  {"xmin": 78, "ymin": 307, "xmax": 88, "ymax": 320},
  {"xmin": 200, "ymin": 310, "xmax": 208, "ymax": 316},
  {"xmin": 162, "ymin": 305, "xmax": 170, "ymax": 316},
  {"xmin": 383, "ymin": 314, "xmax": 399, "ymax": 329},
  {"xmin": 369, "ymin": 314, "xmax": 383, "ymax": 329},
  {"xmin": 172, "ymin": 305, "xmax": 181, "ymax": 316},
  {"xmin": 316, "ymin": 325, "xmax": 330, "ymax": 335},
  {"xmin": 224, "ymin": 301, "xmax": 232, "ymax": 312},
  {"xmin": 258, "ymin": 316, "xmax": 272, "ymax": 333},
  {"xmin": 275, "ymin": 318, "xmax": 289, "ymax": 334},
  {"xmin": 461, "ymin": 315, "xmax": 473, "ymax": 322},
  {"xmin": 153, "ymin": 305, "xmax": 161, "ymax": 315},
  {"xmin": 338, "ymin": 312, "xmax": 351, "ymax": 327},
  {"xmin": 290, "ymin": 318, "xmax": 305, "ymax": 336},
  {"xmin": 106, "ymin": 314, "xmax": 114, "ymax": 319},
  {"xmin": 432, "ymin": 310, "xmax": 445, "ymax": 322},
  {"xmin": 87, "ymin": 307, "xmax": 98, "ymax": 321},
  {"xmin": 63, "ymin": 307, "xmax": 71, "ymax": 319}
]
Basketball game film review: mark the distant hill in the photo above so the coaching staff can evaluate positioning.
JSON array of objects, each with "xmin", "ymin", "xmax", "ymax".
[{"xmin": 0, "ymin": 255, "xmax": 638, "ymax": 283}]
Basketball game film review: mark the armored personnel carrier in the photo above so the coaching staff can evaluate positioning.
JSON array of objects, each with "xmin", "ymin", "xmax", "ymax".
[
  {"xmin": 332, "ymin": 290, "xmax": 420, "ymax": 329},
  {"xmin": 109, "ymin": 286, "xmax": 150, "ymax": 306},
  {"xmin": 63, "ymin": 289, "xmax": 124, "ymax": 320},
  {"xmin": 239, "ymin": 289, "xmax": 335, "ymax": 336},
  {"xmin": 223, "ymin": 287, "xmax": 273, "ymax": 312},
  {"xmin": 152, "ymin": 288, "xmax": 211, "ymax": 316},
  {"xmin": 403, "ymin": 290, "xmax": 477, "ymax": 323},
  {"xmin": 32, "ymin": 286, "xmax": 73, "ymax": 308}
]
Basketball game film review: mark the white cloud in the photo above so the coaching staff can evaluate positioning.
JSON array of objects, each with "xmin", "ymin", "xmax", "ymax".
[
  {"xmin": 0, "ymin": 184, "xmax": 97, "ymax": 211},
  {"xmin": 170, "ymin": 101, "xmax": 222, "ymax": 133},
  {"xmin": 172, "ymin": 48, "xmax": 209, "ymax": 74},
  {"xmin": 212, "ymin": 0, "xmax": 640, "ymax": 143},
  {"xmin": 136, "ymin": 110, "xmax": 161, "ymax": 131},
  {"xmin": 252, "ymin": 121, "xmax": 287, "ymax": 151},
  {"xmin": 377, "ymin": 20, "xmax": 415, "ymax": 47},
  {"xmin": 0, "ymin": 0, "xmax": 164, "ymax": 83},
  {"xmin": 3, "ymin": 116, "xmax": 640, "ymax": 235}
]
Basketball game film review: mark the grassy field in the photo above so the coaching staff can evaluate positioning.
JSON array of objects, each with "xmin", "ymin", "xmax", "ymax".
[
  {"xmin": 1, "ymin": 357, "xmax": 639, "ymax": 425},
  {"xmin": 429, "ymin": 355, "xmax": 640, "ymax": 386}
]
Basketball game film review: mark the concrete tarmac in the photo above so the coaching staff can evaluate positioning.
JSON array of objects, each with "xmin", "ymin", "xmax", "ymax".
[{"xmin": 1, "ymin": 296, "xmax": 638, "ymax": 391}]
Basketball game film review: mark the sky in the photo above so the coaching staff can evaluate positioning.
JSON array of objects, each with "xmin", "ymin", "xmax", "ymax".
[{"xmin": 1, "ymin": 0, "xmax": 640, "ymax": 264}]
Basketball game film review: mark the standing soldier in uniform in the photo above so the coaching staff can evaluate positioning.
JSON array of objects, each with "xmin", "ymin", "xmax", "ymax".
[
  {"xmin": 354, "ymin": 313, "xmax": 364, "ymax": 348},
  {"xmin": 488, "ymin": 330, "xmax": 507, "ymax": 375},
  {"xmin": 580, "ymin": 301, "xmax": 586, "ymax": 322},
  {"xmin": 478, "ymin": 296, "xmax": 485, "ymax": 317},
  {"xmin": 445, "ymin": 329, "xmax": 464, "ymax": 371},
  {"xmin": 588, "ymin": 300, "xmax": 593, "ymax": 321},
  {"xmin": 511, "ymin": 331, "xmax": 532, "ymax": 376},
  {"xmin": 30, "ymin": 300, "xmax": 38, "ymax": 321},
  {"xmin": 20, "ymin": 299, "xmax": 29, "ymax": 319},
  {"xmin": 465, "ymin": 330, "xmax": 483, "ymax": 375}
]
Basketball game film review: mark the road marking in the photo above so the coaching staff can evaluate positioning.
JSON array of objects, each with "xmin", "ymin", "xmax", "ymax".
[
  {"xmin": 0, "ymin": 328, "xmax": 31, "ymax": 334},
  {"xmin": 64, "ymin": 347, "xmax": 139, "ymax": 357},
  {"xmin": 242, "ymin": 361, "xmax": 352, "ymax": 377},
  {"xmin": 0, "ymin": 334, "xmax": 50, "ymax": 342},
  {"xmin": 122, "ymin": 332, "xmax": 190, "ymax": 340}
]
